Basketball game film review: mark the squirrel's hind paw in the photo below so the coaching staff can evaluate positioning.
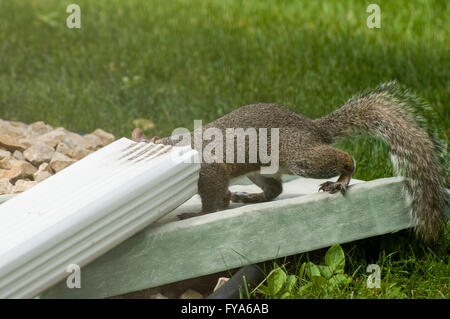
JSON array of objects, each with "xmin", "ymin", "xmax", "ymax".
[
  {"xmin": 177, "ymin": 212, "xmax": 204, "ymax": 220},
  {"xmin": 318, "ymin": 181, "xmax": 347, "ymax": 195},
  {"xmin": 230, "ymin": 192, "xmax": 266, "ymax": 203}
]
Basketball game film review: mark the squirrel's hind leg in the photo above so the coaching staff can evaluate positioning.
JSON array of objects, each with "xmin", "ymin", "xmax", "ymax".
[
  {"xmin": 285, "ymin": 145, "xmax": 355, "ymax": 195},
  {"xmin": 230, "ymin": 174, "xmax": 282, "ymax": 203},
  {"xmin": 178, "ymin": 163, "xmax": 231, "ymax": 220}
]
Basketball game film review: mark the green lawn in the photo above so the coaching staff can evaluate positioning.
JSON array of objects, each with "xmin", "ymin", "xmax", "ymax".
[
  {"xmin": 250, "ymin": 234, "xmax": 449, "ymax": 299},
  {"xmin": 1, "ymin": 0, "xmax": 448, "ymax": 298}
]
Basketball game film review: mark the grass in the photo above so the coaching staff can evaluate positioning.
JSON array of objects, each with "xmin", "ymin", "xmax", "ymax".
[
  {"xmin": 250, "ymin": 232, "xmax": 449, "ymax": 299},
  {"xmin": 0, "ymin": 0, "xmax": 448, "ymax": 298}
]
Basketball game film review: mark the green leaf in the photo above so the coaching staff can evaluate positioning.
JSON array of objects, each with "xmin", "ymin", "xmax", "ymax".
[
  {"xmin": 311, "ymin": 275, "xmax": 327, "ymax": 287},
  {"xmin": 325, "ymin": 243, "xmax": 345, "ymax": 274},
  {"xmin": 284, "ymin": 275, "xmax": 297, "ymax": 293},
  {"xmin": 279, "ymin": 291, "xmax": 291, "ymax": 299},
  {"xmin": 267, "ymin": 268, "xmax": 287, "ymax": 296},
  {"xmin": 298, "ymin": 262, "xmax": 307, "ymax": 279},
  {"xmin": 298, "ymin": 282, "xmax": 313, "ymax": 294},
  {"xmin": 305, "ymin": 262, "xmax": 321, "ymax": 279},
  {"xmin": 328, "ymin": 274, "xmax": 350, "ymax": 287},
  {"xmin": 257, "ymin": 284, "xmax": 270, "ymax": 296},
  {"xmin": 386, "ymin": 287, "xmax": 407, "ymax": 299},
  {"xmin": 318, "ymin": 265, "xmax": 333, "ymax": 279}
]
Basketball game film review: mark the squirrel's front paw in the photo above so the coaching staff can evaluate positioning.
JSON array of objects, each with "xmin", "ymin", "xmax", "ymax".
[{"xmin": 318, "ymin": 181, "xmax": 347, "ymax": 195}]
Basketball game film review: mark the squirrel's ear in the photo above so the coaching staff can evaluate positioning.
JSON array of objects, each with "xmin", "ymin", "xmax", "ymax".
[{"xmin": 131, "ymin": 127, "xmax": 147, "ymax": 142}]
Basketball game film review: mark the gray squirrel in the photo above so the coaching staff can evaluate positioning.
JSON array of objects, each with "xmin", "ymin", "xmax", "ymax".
[{"xmin": 132, "ymin": 82, "xmax": 447, "ymax": 244}]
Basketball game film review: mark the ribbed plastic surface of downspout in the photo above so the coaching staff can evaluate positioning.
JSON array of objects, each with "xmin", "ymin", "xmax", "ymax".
[{"xmin": 0, "ymin": 137, "xmax": 200, "ymax": 298}]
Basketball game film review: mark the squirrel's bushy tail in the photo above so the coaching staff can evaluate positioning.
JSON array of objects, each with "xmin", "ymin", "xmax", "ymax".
[{"xmin": 316, "ymin": 82, "xmax": 448, "ymax": 243}]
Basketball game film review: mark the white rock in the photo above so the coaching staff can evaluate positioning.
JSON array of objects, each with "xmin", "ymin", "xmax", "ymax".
[
  {"xmin": 38, "ymin": 162, "xmax": 53, "ymax": 174},
  {"xmin": 0, "ymin": 178, "xmax": 13, "ymax": 195},
  {"xmin": 83, "ymin": 133, "xmax": 104, "ymax": 151},
  {"xmin": 178, "ymin": 289, "xmax": 203, "ymax": 299},
  {"xmin": 213, "ymin": 277, "xmax": 230, "ymax": 292},
  {"xmin": 56, "ymin": 141, "xmax": 89, "ymax": 160},
  {"xmin": 64, "ymin": 130, "xmax": 88, "ymax": 149},
  {"xmin": 23, "ymin": 142, "xmax": 55, "ymax": 166},
  {"xmin": 18, "ymin": 138, "xmax": 34, "ymax": 149},
  {"xmin": 92, "ymin": 128, "xmax": 115, "ymax": 146},
  {"xmin": 0, "ymin": 157, "xmax": 12, "ymax": 169},
  {"xmin": 33, "ymin": 170, "xmax": 52, "ymax": 182},
  {"xmin": 0, "ymin": 160, "xmax": 37, "ymax": 183},
  {"xmin": 0, "ymin": 135, "xmax": 26, "ymax": 152},
  {"xmin": 12, "ymin": 179, "xmax": 37, "ymax": 193},
  {"xmin": 12, "ymin": 150, "xmax": 24, "ymax": 161},
  {"xmin": 8, "ymin": 120, "xmax": 28, "ymax": 130},
  {"xmin": 37, "ymin": 128, "xmax": 68, "ymax": 148},
  {"xmin": 27, "ymin": 121, "xmax": 53, "ymax": 138},
  {"xmin": 33, "ymin": 161, "xmax": 53, "ymax": 182},
  {"xmin": 0, "ymin": 120, "xmax": 28, "ymax": 139},
  {"xmin": 149, "ymin": 293, "xmax": 169, "ymax": 299},
  {"xmin": 0, "ymin": 149, "xmax": 11, "ymax": 159},
  {"xmin": 50, "ymin": 152, "xmax": 76, "ymax": 173}
]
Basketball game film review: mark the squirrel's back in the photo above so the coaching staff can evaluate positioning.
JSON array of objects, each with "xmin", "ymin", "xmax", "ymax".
[
  {"xmin": 161, "ymin": 103, "xmax": 329, "ymax": 147},
  {"xmin": 203, "ymin": 103, "xmax": 330, "ymax": 143},
  {"xmin": 204, "ymin": 103, "xmax": 309, "ymax": 129}
]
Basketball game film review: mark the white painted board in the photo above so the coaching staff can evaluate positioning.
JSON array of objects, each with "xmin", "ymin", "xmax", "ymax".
[{"xmin": 0, "ymin": 137, "xmax": 200, "ymax": 298}]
